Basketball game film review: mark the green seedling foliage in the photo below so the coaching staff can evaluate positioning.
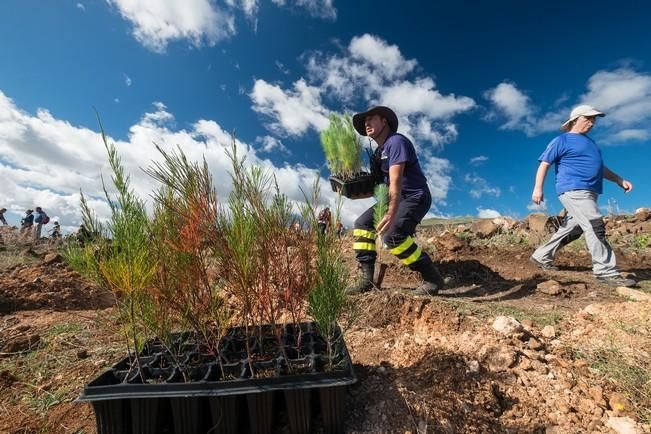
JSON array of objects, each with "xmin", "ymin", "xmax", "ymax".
[
  {"xmin": 373, "ymin": 184, "xmax": 389, "ymax": 228},
  {"xmin": 77, "ymin": 114, "xmax": 158, "ymax": 377},
  {"xmin": 320, "ymin": 113, "xmax": 362, "ymax": 178}
]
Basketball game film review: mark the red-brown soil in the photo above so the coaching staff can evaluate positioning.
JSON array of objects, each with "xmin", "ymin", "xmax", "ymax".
[{"xmin": 0, "ymin": 229, "xmax": 650, "ymax": 433}]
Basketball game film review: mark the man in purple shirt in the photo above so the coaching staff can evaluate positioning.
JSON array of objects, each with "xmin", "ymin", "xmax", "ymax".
[{"xmin": 347, "ymin": 106, "xmax": 444, "ymax": 296}]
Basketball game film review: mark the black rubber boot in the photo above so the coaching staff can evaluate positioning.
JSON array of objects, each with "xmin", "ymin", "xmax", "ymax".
[
  {"xmin": 410, "ymin": 256, "xmax": 444, "ymax": 296},
  {"xmin": 346, "ymin": 262, "xmax": 375, "ymax": 294}
]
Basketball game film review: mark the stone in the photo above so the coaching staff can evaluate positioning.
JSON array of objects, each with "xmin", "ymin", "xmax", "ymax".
[
  {"xmin": 43, "ymin": 253, "xmax": 62, "ymax": 264},
  {"xmin": 435, "ymin": 232, "xmax": 466, "ymax": 252},
  {"xmin": 466, "ymin": 360, "xmax": 480, "ymax": 374},
  {"xmin": 492, "ymin": 316, "xmax": 524, "ymax": 336},
  {"xmin": 521, "ymin": 319, "xmax": 534, "ymax": 329},
  {"xmin": 589, "ymin": 386, "xmax": 607, "ymax": 407},
  {"xmin": 634, "ymin": 208, "xmax": 650, "ymax": 223},
  {"xmin": 616, "ymin": 287, "xmax": 651, "ymax": 302},
  {"xmin": 527, "ymin": 337, "xmax": 545, "ymax": 351},
  {"xmin": 1, "ymin": 334, "xmax": 40, "ymax": 353},
  {"xmin": 76, "ymin": 349, "xmax": 89, "ymax": 359},
  {"xmin": 537, "ymin": 280, "xmax": 563, "ymax": 296},
  {"xmin": 471, "ymin": 220, "xmax": 500, "ymax": 238},
  {"xmin": 608, "ymin": 392, "xmax": 630, "ymax": 414},
  {"xmin": 541, "ymin": 325, "xmax": 556, "ymax": 338},
  {"xmin": 483, "ymin": 345, "xmax": 517, "ymax": 372},
  {"xmin": 527, "ymin": 213, "xmax": 551, "ymax": 233},
  {"xmin": 607, "ymin": 416, "xmax": 642, "ymax": 434}
]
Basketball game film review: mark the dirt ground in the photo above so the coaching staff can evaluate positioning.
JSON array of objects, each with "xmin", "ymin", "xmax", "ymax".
[{"xmin": 0, "ymin": 225, "xmax": 650, "ymax": 433}]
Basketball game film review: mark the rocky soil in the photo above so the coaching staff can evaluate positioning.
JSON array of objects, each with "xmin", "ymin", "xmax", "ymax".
[{"xmin": 0, "ymin": 212, "xmax": 650, "ymax": 433}]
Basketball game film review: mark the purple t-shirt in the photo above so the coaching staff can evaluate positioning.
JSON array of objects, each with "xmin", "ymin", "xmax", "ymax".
[{"xmin": 380, "ymin": 133, "xmax": 429, "ymax": 198}]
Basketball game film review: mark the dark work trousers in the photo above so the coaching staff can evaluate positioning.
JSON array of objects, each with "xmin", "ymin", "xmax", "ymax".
[{"xmin": 353, "ymin": 190, "xmax": 432, "ymax": 267}]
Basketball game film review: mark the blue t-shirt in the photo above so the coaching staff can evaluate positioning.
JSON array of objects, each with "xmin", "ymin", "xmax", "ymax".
[
  {"xmin": 380, "ymin": 133, "xmax": 429, "ymax": 198},
  {"xmin": 538, "ymin": 133, "xmax": 604, "ymax": 196}
]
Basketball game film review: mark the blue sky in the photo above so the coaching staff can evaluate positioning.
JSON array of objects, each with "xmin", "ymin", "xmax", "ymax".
[{"xmin": 0, "ymin": 0, "xmax": 649, "ymax": 230}]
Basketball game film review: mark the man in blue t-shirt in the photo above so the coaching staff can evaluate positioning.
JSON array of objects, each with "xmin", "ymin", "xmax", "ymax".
[
  {"xmin": 530, "ymin": 104, "xmax": 635, "ymax": 287},
  {"xmin": 346, "ymin": 106, "xmax": 445, "ymax": 296}
]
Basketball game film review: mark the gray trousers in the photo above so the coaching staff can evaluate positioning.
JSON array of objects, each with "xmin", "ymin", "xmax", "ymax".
[{"xmin": 532, "ymin": 190, "xmax": 618, "ymax": 277}]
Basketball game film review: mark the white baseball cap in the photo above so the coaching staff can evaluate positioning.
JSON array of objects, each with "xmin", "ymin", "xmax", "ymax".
[{"xmin": 561, "ymin": 104, "xmax": 605, "ymax": 131}]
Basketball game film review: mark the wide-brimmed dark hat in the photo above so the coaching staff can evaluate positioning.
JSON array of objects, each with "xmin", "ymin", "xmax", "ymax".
[{"xmin": 352, "ymin": 106, "xmax": 398, "ymax": 136}]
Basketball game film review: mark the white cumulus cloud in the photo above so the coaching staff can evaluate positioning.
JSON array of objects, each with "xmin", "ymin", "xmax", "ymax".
[
  {"xmin": 477, "ymin": 208, "xmax": 501, "ymax": 218},
  {"xmin": 0, "ymin": 89, "xmax": 374, "ymax": 231},
  {"xmin": 108, "ymin": 0, "xmax": 235, "ymax": 53},
  {"xmin": 464, "ymin": 173, "xmax": 501, "ymax": 199}
]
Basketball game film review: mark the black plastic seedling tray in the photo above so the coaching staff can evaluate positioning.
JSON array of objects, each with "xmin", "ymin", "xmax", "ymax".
[
  {"xmin": 79, "ymin": 322, "xmax": 356, "ymax": 434},
  {"xmin": 329, "ymin": 173, "xmax": 376, "ymax": 199}
]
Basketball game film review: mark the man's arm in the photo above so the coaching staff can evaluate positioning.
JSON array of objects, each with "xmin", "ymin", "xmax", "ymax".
[
  {"xmin": 604, "ymin": 166, "xmax": 633, "ymax": 192},
  {"xmin": 532, "ymin": 162, "xmax": 551, "ymax": 204},
  {"xmin": 376, "ymin": 163, "xmax": 404, "ymax": 235}
]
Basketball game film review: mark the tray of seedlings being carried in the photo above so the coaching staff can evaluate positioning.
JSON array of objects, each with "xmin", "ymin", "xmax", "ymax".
[
  {"xmin": 79, "ymin": 322, "xmax": 356, "ymax": 434},
  {"xmin": 322, "ymin": 113, "xmax": 381, "ymax": 199}
]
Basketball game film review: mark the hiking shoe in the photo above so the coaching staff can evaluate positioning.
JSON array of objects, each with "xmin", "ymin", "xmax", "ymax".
[
  {"xmin": 595, "ymin": 275, "xmax": 636, "ymax": 288},
  {"xmin": 412, "ymin": 282, "xmax": 440, "ymax": 296},
  {"xmin": 529, "ymin": 256, "xmax": 559, "ymax": 271}
]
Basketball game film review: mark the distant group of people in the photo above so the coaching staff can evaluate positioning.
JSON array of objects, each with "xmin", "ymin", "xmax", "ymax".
[
  {"xmin": 0, "ymin": 206, "xmax": 61, "ymax": 242},
  {"xmin": 317, "ymin": 207, "xmax": 344, "ymax": 237},
  {"xmin": 19, "ymin": 207, "xmax": 59, "ymax": 241}
]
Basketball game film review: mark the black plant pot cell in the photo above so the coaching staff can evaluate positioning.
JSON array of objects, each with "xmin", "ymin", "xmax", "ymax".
[
  {"xmin": 284, "ymin": 388, "xmax": 312, "ymax": 434},
  {"xmin": 130, "ymin": 398, "xmax": 161, "ymax": 434},
  {"xmin": 209, "ymin": 396, "xmax": 239, "ymax": 434},
  {"xmin": 79, "ymin": 323, "xmax": 356, "ymax": 434},
  {"xmin": 320, "ymin": 386, "xmax": 345, "ymax": 434},
  {"xmin": 246, "ymin": 391, "xmax": 274, "ymax": 434},
  {"xmin": 170, "ymin": 397, "xmax": 202, "ymax": 434},
  {"xmin": 91, "ymin": 399, "xmax": 129, "ymax": 434},
  {"xmin": 329, "ymin": 173, "xmax": 376, "ymax": 199}
]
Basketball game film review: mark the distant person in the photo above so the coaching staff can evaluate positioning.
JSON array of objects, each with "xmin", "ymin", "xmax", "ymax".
[
  {"xmin": 33, "ymin": 207, "xmax": 49, "ymax": 241},
  {"xmin": 20, "ymin": 209, "xmax": 34, "ymax": 235},
  {"xmin": 317, "ymin": 207, "xmax": 332, "ymax": 235},
  {"xmin": 335, "ymin": 220, "xmax": 344, "ymax": 238},
  {"xmin": 49, "ymin": 221, "xmax": 61, "ymax": 239},
  {"xmin": 0, "ymin": 207, "xmax": 7, "ymax": 225},
  {"xmin": 530, "ymin": 104, "xmax": 635, "ymax": 287}
]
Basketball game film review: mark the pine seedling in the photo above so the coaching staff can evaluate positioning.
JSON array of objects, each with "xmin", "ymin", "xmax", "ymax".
[
  {"xmin": 320, "ymin": 113, "xmax": 363, "ymax": 179},
  {"xmin": 373, "ymin": 184, "xmax": 389, "ymax": 228}
]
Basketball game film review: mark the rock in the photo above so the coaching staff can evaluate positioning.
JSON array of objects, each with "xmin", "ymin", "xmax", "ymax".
[
  {"xmin": 607, "ymin": 416, "xmax": 642, "ymax": 434},
  {"xmin": 527, "ymin": 337, "xmax": 544, "ymax": 351},
  {"xmin": 482, "ymin": 345, "xmax": 517, "ymax": 372},
  {"xmin": 537, "ymin": 280, "xmax": 563, "ymax": 296},
  {"xmin": 1, "ymin": 334, "xmax": 40, "ymax": 353},
  {"xmin": 492, "ymin": 316, "xmax": 524, "ymax": 336},
  {"xmin": 634, "ymin": 208, "xmax": 650, "ymax": 222},
  {"xmin": 589, "ymin": 386, "xmax": 607, "ymax": 407},
  {"xmin": 608, "ymin": 392, "xmax": 630, "ymax": 414},
  {"xmin": 76, "ymin": 349, "xmax": 89, "ymax": 359},
  {"xmin": 435, "ymin": 232, "xmax": 466, "ymax": 252},
  {"xmin": 528, "ymin": 213, "xmax": 551, "ymax": 233},
  {"xmin": 43, "ymin": 253, "xmax": 62, "ymax": 264},
  {"xmin": 471, "ymin": 220, "xmax": 500, "ymax": 238},
  {"xmin": 466, "ymin": 360, "xmax": 480, "ymax": 374},
  {"xmin": 521, "ymin": 319, "xmax": 534, "ymax": 329},
  {"xmin": 541, "ymin": 325, "xmax": 556, "ymax": 338},
  {"xmin": 616, "ymin": 287, "xmax": 651, "ymax": 302}
]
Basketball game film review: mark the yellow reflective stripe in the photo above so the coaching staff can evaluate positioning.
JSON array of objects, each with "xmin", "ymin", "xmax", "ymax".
[
  {"xmin": 390, "ymin": 236, "xmax": 414, "ymax": 255},
  {"xmin": 353, "ymin": 229, "xmax": 376, "ymax": 239},
  {"xmin": 353, "ymin": 242, "xmax": 376, "ymax": 251},
  {"xmin": 401, "ymin": 246, "xmax": 422, "ymax": 265}
]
